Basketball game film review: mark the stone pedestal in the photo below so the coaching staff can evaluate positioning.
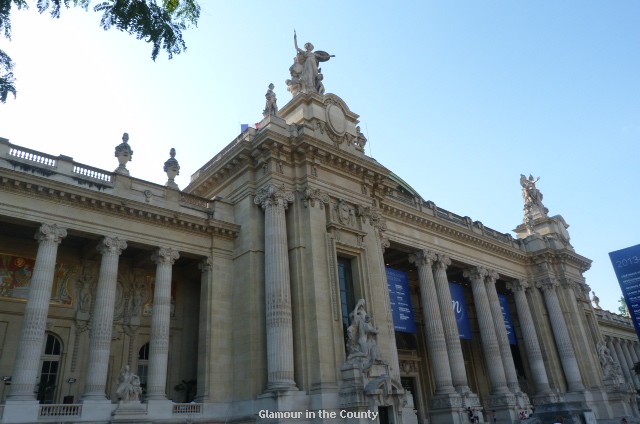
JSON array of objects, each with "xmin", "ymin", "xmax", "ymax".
[
  {"xmin": 0, "ymin": 400, "xmax": 40, "ymax": 423},
  {"xmin": 112, "ymin": 400, "xmax": 148, "ymax": 423}
]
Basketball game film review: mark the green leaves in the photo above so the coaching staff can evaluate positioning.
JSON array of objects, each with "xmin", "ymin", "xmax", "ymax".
[
  {"xmin": 94, "ymin": 0, "xmax": 200, "ymax": 60},
  {"xmin": 0, "ymin": 49, "xmax": 16, "ymax": 102},
  {"xmin": 0, "ymin": 0, "xmax": 201, "ymax": 102}
]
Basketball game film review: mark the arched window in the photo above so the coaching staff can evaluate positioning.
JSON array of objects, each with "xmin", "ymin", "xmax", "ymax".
[
  {"xmin": 38, "ymin": 333, "xmax": 62, "ymax": 404},
  {"xmin": 137, "ymin": 342, "xmax": 149, "ymax": 389}
]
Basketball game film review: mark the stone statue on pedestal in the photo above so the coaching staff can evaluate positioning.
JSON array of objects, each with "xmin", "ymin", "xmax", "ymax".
[
  {"xmin": 520, "ymin": 174, "xmax": 549, "ymax": 233},
  {"xmin": 287, "ymin": 31, "xmax": 334, "ymax": 96},
  {"xmin": 262, "ymin": 83, "xmax": 278, "ymax": 117},
  {"xmin": 116, "ymin": 365, "xmax": 142, "ymax": 402}
]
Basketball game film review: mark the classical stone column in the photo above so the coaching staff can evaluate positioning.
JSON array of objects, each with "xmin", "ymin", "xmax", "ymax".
[
  {"xmin": 507, "ymin": 280, "xmax": 552, "ymax": 395},
  {"xmin": 146, "ymin": 247, "xmax": 180, "ymax": 400},
  {"xmin": 536, "ymin": 278, "xmax": 585, "ymax": 392},
  {"xmin": 621, "ymin": 340, "xmax": 640, "ymax": 389},
  {"xmin": 607, "ymin": 337, "xmax": 628, "ymax": 382},
  {"xmin": 464, "ymin": 267, "xmax": 509, "ymax": 395},
  {"xmin": 195, "ymin": 257, "xmax": 212, "ymax": 402},
  {"xmin": 409, "ymin": 250, "xmax": 455, "ymax": 395},
  {"xmin": 612, "ymin": 338, "xmax": 633, "ymax": 385},
  {"xmin": 432, "ymin": 254, "xmax": 471, "ymax": 393},
  {"xmin": 254, "ymin": 184, "xmax": 297, "ymax": 391},
  {"xmin": 7, "ymin": 224, "xmax": 67, "ymax": 400},
  {"xmin": 484, "ymin": 270, "xmax": 522, "ymax": 395},
  {"xmin": 82, "ymin": 236, "xmax": 127, "ymax": 400},
  {"xmin": 628, "ymin": 341, "xmax": 640, "ymax": 371}
]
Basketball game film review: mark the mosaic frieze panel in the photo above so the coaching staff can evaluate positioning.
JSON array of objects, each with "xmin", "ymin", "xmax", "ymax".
[{"xmin": 0, "ymin": 253, "xmax": 77, "ymax": 305}]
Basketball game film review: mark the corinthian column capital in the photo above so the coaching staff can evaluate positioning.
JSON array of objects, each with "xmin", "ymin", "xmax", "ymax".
[
  {"xmin": 152, "ymin": 247, "xmax": 180, "ymax": 265},
  {"xmin": 434, "ymin": 253, "xmax": 451, "ymax": 270},
  {"xmin": 199, "ymin": 257, "xmax": 213, "ymax": 273},
  {"xmin": 535, "ymin": 278, "xmax": 558, "ymax": 292},
  {"xmin": 506, "ymin": 279, "xmax": 530, "ymax": 293},
  {"xmin": 254, "ymin": 184, "xmax": 295, "ymax": 210},
  {"xmin": 485, "ymin": 269, "xmax": 499, "ymax": 283},
  {"xmin": 408, "ymin": 249, "xmax": 437, "ymax": 267},
  {"xmin": 463, "ymin": 266, "xmax": 487, "ymax": 283},
  {"xmin": 35, "ymin": 223, "xmax": 67, "ymax": 244},
  {"xmin": 97, "ymin": 236, "xmax": 127, "ymax": 256}
]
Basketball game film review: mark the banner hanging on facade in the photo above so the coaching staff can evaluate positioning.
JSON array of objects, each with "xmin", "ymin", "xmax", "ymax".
[
  {"xmin": 609, "ymin": 244, "xmax": 640, "ymax": 340},
  {"xmin": 449, "ymin": 282, "xmax": 472, "ymax": 340},
  {"xmin": 386, "ymin": 268, "xmax": 417, "ymax": 333},
  {"xmin": 498, "ymin": 294, "xmax": 517, "ymax": 345}
]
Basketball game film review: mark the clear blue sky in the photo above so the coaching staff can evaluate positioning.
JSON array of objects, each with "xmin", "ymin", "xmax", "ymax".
[{"xmin": 1, "ymin": 1, "xmax": 639, "ymax": 313}]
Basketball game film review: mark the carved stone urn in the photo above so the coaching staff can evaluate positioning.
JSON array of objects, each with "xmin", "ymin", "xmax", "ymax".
[
  {"xmin": 114, "ymin": 133, "xmax": 133, "ymax": 176},
  {"xmin": 163, "ymin": 148, "xmax": 180, "ymax": 190}
]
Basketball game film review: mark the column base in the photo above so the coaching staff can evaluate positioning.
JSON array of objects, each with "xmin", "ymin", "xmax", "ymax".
[
  {"xmin": 1, "ymin": 399, "xmax": 40, "ymax": 423},
  {"xmin": 526, "ymin": 400, "xmax": 595, "ymax": 424},
  {"xmin": 265, "ymin": 380, "xmax": 299, "ymax": 393},
  {"xmin": 488, "ymin": 392, "xmax": 518, "ymax": 423}
]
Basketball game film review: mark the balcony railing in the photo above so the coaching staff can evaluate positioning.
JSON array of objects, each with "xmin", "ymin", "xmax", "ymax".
[
  {"xmin": 38, "ymin": 403, "xmax": 82, "ymax": 417},
  {"xmin": 172, "ymin": 403, "xmax": 202, "ymax": 414}
]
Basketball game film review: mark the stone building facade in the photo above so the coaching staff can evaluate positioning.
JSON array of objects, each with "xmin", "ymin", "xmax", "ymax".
[{"xmin": 0, "ymin": 88, "xmax": 639, "ymax": 423}]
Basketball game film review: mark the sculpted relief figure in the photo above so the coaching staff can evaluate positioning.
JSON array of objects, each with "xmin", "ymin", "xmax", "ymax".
[
  {"xmin": 347, "ymin": 299, "xmax": 386, "ymax": 372},
  {"xmin": 596, "ymin": 341, "xmax": 623, "ymax": 382},
  {"xmin": 287, "ymin": 30, "xmax": 334, "ymax": 96},
  {"xmin": 116, "ymin": 364, "xmax": 142, "ymax": 402}
]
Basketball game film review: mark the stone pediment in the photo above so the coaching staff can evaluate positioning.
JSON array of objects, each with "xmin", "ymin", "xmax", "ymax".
[{"xmin": 278, "ymin": 93, "xmax": 366, "ymax": 156}]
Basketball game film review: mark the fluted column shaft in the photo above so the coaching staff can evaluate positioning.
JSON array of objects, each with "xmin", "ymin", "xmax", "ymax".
[
  {"xmin": 508, "ymin": 280, "xmax": 552, "ymax": 394},
  {"xmin": 195, "ymin": 258, "xmax": 212, "ymax": 401},
  {"xmin": 146, "ymin": 247, "xmax": 179, "ymax": 400},
  {"xmin": 606, "ymin": 338, "xmax": 627, "ymax": 381},
  {"xmin": 465, "ymin": 267, "xmax": 509, "ymax": 394},
  {"xmin": 409, "ymin": 250, "xmax": 455, "ymax": 395},
  {"xmin": 621, "ymin": 340, "xmax": 640, "ymax": 389},
  {"xmin": 485, "ymin": 271, "xmax": 520, "ymax": 393},
  {"xmin": 612, "ymin": 338, "xmax": 633, "ymax": 384},
  {"xmin": 8, "ymin": 224, "xmax": 67, "ymax": 400},
  {"xmin": 255, "ymin": 184, "xmax": 296, "ymax": 390},
  {"xmin": 537, "ymin": 279, "xmax": 584, "ymax": 392},
  {"xmin": 629, "ymin": 341, "xmax": 640, "ymax": 370},
  {"xmin": 432, "ymin": 254, "xmax": 470, "ymax": 390},
  {"xmin": 82, "ymin": 237, "xmax": 127, "ymax": 400}
]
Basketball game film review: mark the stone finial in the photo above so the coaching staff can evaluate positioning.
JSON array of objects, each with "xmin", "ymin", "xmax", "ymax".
[
  {"xmin": 263, "ymin": 83, "xmax": 278, "ymax": 117},
  {"xmin": 114, "ymin": 132, "xmax": 133, "ymax": 176},
  {"xmin": 163, "ymin": 148, "xmax": 180, "ymax": 190}
]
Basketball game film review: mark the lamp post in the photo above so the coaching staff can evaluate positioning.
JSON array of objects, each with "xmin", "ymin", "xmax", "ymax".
[
  {"xmin": 1, "ymin": 376, "xmax": 11, "ymax": 402},
  {"xmin": 65, "ymin": 378, "xmax": 76, "ymax": 404}
]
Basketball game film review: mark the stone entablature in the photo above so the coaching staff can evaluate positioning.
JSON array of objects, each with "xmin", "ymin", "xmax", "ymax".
[{"xmin": 0, "ymin": 139, "xmax": 239, "ymax": 240}]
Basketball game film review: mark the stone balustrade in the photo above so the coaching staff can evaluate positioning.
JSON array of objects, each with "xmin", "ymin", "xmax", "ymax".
[{"xmin": 38, "ymin": 404, "xmax": 83, "ymax": 417}]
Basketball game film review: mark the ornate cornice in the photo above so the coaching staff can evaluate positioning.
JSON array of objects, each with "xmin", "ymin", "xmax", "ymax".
[{"xmin": 0, "ymin": 172, "xmax": 239, "ymax": 239}]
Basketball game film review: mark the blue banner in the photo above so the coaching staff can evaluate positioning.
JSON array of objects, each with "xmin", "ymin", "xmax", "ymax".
[
  {"xmin": 386, "ymin": 268, "xmax": 416, "ymax": 333},
  {"xmin": 449, "ymin": 282, "xmax": 472, "ymax": 340},
  {"xmin": 499, "ymin": 294, "xmax": 517, "ymax": 345},
  {"xmin": 609, "ymin": 244, "xmax": 640, "ymax": 340}
]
